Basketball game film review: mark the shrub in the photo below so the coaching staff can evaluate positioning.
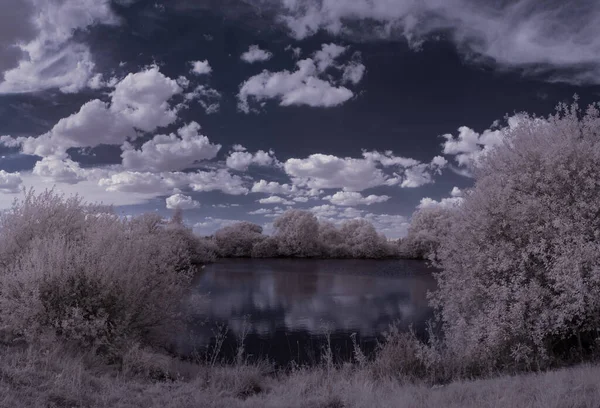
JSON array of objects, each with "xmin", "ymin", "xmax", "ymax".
[
  {"xmin": 251, "ymin": 236, "xmax": 279, "ymax": 258},
  {"xmin": 319, "ymin": 221, "xmax": 351, "ymax": 258},
  {"xmin": 0, "ymin": 190, "xmax": 195, "ymax": 360},
  {"xmin": 273, "ymin": 210, "xmax": 323, "ymax": 257},
  {"xmin": 432, "ymin": 101, "xmax": 600, "ymax": 371},
  {"xmin": 399, "ymin": 206, "xmax": 456, "ymax": 261},
  {"xmin": 338, "ymin": 219, "xmax": 393, "ymax": 259},
  {"xmin": 214, "ymin": 222, "xmax": 265, "ymax": 257}
]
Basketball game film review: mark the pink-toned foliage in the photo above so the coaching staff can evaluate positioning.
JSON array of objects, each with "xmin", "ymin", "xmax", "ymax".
[
  {"xmin": 0, "ymin": 189, "xmax": 200, "ymax": 360},
  {"xmin": 319, "ymin": 221, "xmax": 351, "ymax": 258},
  {"xmin": 338, "ymin": 219, "xmax": 394, "ymax": 259},
  {"xmin": 399, "ymin": 206, "xmax": 456, "ymax": 261},
  {"xmin": 273, "ymin": 210, "xmax": 323, "ymax": 257},
  {"xmin": 432, "ymin": 101, "xmax": 600, "ymax": 371},
  {"xmin": 251, "ymin": 236, "xmax": 280, "ymax": 258},
  {"xmin": 214, "ymin": 222, "xmax": 265, "ymax": 257}
]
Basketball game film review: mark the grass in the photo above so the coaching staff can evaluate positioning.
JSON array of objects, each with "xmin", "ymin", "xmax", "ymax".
[{"xmin": 2, "ymin": 341, "xmax": 600, "ymax": 408}]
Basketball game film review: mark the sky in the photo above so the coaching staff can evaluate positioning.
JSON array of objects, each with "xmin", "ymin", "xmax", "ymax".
[{"xmin": 0, "ymin": 0, "xmax": 599, "ymax": 238}]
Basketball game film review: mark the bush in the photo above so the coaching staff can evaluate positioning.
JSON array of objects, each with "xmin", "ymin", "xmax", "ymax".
[
  {"xmin": 214, "ymin": 222, "xmax": 265, "ymax": 257},
  {"xmin": 432, "ymin": 101, "xmax": 600, "ymax": 371},
  {"xmin": 273, "ymin": 210, "xmax": 322, "ymax": 257},
  {"xmin": 338, "ymin": 219, "xmax": 393, "ymax": 259},
  {"xmin": 399, "ymin": 206, "xmax": 456, "ymax": 261},
  {"xmin": 251, "ymin": 236, "xmax": 279, "ymax": 258},
  {"xmin": 0, "ymin": 189, "xmax": 196, "ymax": 360}
]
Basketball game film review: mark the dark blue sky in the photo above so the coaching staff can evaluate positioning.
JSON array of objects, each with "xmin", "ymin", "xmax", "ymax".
[{"xmin": 0, "ymin": 0, "xmax": 599, "ymax": 237}]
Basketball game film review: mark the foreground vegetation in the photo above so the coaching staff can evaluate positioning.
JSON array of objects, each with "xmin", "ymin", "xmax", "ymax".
[
  {"xmin": 2, "ymin": 340, "xmax": 600, "ymax": 408},
  {"xmin": 2, "ymin": 99, "xmax": 600, "ymax": 406}
]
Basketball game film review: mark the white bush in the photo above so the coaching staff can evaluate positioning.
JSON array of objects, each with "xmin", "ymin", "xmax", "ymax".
[
  {"xmin": 273, "ymin": 210, "xmax": 322, "ymax": 257},
  {"xmin": 432, "ymin": 101, "xmax": 600, "ymax": 370},
  {"xmin": 338, "ymin": 219, "xmax": 393, "ymax": 259},
  {"xmin": 319, "ymin": 221, "xmax": 351, "ymax": 258},
  {"xmin": 0, "ymin": 190, "xmax": 196, "ymax": 359},
  {"xmin": 251, "ymin": 236, "xmax": 280, "ymax": 258},
  {"xmin": 399, "ymin": 206, "xmax": 456, "ymax": 261},
  {"xmin": 214, "ymin": 222, "xmax": 265, "ymax": 257}
]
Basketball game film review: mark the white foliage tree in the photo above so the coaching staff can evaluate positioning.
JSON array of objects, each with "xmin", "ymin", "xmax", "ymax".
[
  {"xmin": 0, "ymin": 189, "xmax": 199, "ymax": 357},
  {"xmin": 399, "ymin": 206, "xmax": 456, "ymax": 261},
  {"xmin": 432, "ymin": 100, "xmax": 600, "ymax": 371},
  {"xmin": 273, "ymin": 210, "xmax": 322, "ymax": 257},
  {"xmin": 214, "ymin": 222, "xmax": 265, "ymax": 257},
  {"xmin": 338, "ymin": 219, "xmax": 392, "ymax": 259},
  {"xmin": 319, "ymin": 221, "xmax": 351, "ymax": 258}
]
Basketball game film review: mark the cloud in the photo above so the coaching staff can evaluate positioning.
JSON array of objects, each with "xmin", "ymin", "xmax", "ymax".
[
  {"xmin": 323, "ymin": 191, "xmax": 390, "ymax": 206},
  {"xmin": 238, "ymin": 59, "xmax": 353, "ymax": 112},
  {"xmin": 258, "ymin": 196, "xmax": 295, "ymax": 205},
  {"xmin": 284, "ymin": 149, "xmax": 447, "ymax": 192},
  {"xmin": 121, "ymin": 122, "xmax": 222, "ymax": 172},
  {"xmin": 98, "ymin": 169, "xmax": 248, "ymax": 196},
  {"xmin": 250, "ymin": 179, "xmax": 319, "ymax": 198},
  {"xmin": 0, "ymin": 170, "xmax": 23, "ymax": 193},
  {"xmin": 193, "ymin": 217, "xmax": 240, "ymax": 236},
  {"xmin": 284, "ymin": 153, "xmax": 388, "ymax": 192},
  {"xmin": 99, "ymin": 171, "xmax": 178, "ymax": 195},
  {"xmin": 0, "ymin": 0, "xmax": 120, "ymax": 94},
  {"xmin": 226, "ymin": 146, "xmax": 277, "ymax": 171},
  {"xmin": 450, "ymin": 187, "xmax": 463, "ymax": 197},
  {"xmin": 241, "ymin": 45, "xmax": 273, "ymax": 63},
  {"xmin": 237, "ymin": 44, "xmax": 364, "ymax": 112},
  {"xmin": 313, "ymin": 43, "xmax": 347, "ymax": 72},
  {"xmin": 417, "ymin": 196, "xmax": 464, "ymax": 210},
  {"xmin": 285, "ymin": 45, "xmax": 302, "ymax": 58},
  {"xmin": 400, "ymin": 163, "xmax": 435, "ymax": 188},
  {"xmin": 4, "ymin": 66, "xmax": 182, "ymax": 158},
  {"xmin": 184, "ymin": 85, "xmax": 222, "ymax": 114},
  {"xmin": 187, "ymin": 169, "xmax": 249, "ymax": 195},
  {"xmin": 166, "ymin": 193, "xmax": 200, "ymax": 209},
  {"xmin": 362, "ymin": 150, "xmax": 420, "ymax": 167},
  {"xmin": 440, "ymin": 117, "xmax": 519, "ymax": 172},
  {"xmin": 190, "ymin": 60, "xmax": 212, "ymax": 75},
  {"xmin": 266, "ymin": 0, "xmax": 600, "ymax": 85},
  {"xmin": 32, "ymin": 157, "xmax": 86, "ymax": 184},
  {"xmin": 342, "ymin": 61, "xmax": 366, "ymax": 84},
  {"xmin": 417, "ymin": 187, "xmax": 466, "ymax": 210}
]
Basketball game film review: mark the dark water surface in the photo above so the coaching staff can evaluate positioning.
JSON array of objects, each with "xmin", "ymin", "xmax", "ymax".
[{"xmin": 174, "ymin": 259, "xmax": 438, "ymax": 366}]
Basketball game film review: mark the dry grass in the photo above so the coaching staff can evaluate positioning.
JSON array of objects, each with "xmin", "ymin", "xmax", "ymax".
[{"xmin": 2, "ymin": 342, "xmax": 600, "ymax": 408}]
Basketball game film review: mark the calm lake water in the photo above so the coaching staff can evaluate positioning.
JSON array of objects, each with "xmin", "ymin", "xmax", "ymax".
[{"xmin": 173, "ymin": 259, "xmax": 438, "ymax": 366}]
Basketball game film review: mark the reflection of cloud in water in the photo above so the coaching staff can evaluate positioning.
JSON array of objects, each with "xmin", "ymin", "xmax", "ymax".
[{"xmin": 183, "ymin": 259, "xmax": 437, "ymax": 339}]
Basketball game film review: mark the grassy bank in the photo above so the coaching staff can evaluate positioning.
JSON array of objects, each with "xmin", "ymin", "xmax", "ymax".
[{"xmin": 1, "ymin": 341, "xmax": 599, "ymax": 408}]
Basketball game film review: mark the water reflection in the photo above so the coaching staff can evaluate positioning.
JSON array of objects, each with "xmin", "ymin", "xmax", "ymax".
[{"xmin": 176, "ymin": 259, "xmax": 437, "ymax": 365}]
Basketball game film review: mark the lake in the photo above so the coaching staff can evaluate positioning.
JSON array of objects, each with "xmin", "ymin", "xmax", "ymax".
[{"xmin": 173, "ymin": 258, "xmax": 438, "ymax": 367}]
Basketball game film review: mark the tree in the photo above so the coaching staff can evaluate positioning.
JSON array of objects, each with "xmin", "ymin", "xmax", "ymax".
[
  {"xmin": 251, "ymin": 236, "xmax": 280, "ymax": 258},
  {"xmin": 273, "ymin": 210, "xmax": 322, "ymax": 257},
  {"xmin": 0, "ymin": 189, "xmax": 197, "ymax": 357},
  {"xmin": 214, "ymin": 222, "xmax": 265, "ymax": 257},
  {"xmin": 432, "ymin": 101, "xmax": 600, "ymax": 370},
  {"xmin": 319, "ymin": 221, "xmax": 351, "ymax": 258},
  {"xmin": 399, "ymin": 206, "xmax": 456, "ymax": 261},
  {"xmin": 339, "ymin": 219, "xmax": 392, "ymax": 259},
  {"xmin": 170, "ymin": 207, "xmax": 184, "ymax": 226}
]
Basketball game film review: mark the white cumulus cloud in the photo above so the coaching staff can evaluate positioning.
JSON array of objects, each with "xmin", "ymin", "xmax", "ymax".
[
  {"xmin": 323, "ymin": 191, "xmax": 390, "ymax": 206},
  {"xmin": 0, "ymin": 0, "xmax": 120, "ymax": 94},
  {"xmin": 166, "ymin": 193, "xmax": 200, "ymax": 210},
  {"xmin": 121, "ymin": 122, "xmax": 222, "ymax": 172},
  {"xmin": 241, "ymin": 45, "xmax": 273, "ymax": 63},
  {"xmin": 0, "ymin": 170, "xmax": 23, "ymax": 193},
  {"xmin": 190, "ymin": 60, "xmax": 212, "ymax": 75}
]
